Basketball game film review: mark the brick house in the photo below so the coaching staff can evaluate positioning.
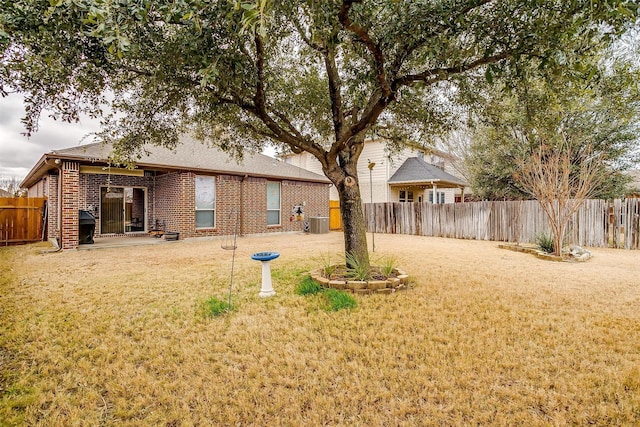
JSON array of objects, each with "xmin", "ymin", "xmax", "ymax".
[
  {"xmin": 21, "ymin": 138, "xmax": 330, "ymax": 250},
  {"xmin": 627, "ymin": 170, "xmax": 640, "ymax": 198}
]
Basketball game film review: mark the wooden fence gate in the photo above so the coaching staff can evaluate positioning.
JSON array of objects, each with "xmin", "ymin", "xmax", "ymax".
[{"xmin": 0, "ymin": 197, "xmax": 47, "ymax": 246}]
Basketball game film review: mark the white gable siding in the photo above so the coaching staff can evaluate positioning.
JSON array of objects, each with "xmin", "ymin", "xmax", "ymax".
[
  {"xmin": 356, "ymin": 141, "xmax": 392, "ymax": 203},
  {"xmin": 283, "ymin": 139, "xmax": 466, "ymax": 204},
  {"xmin": 284, "ymin": 152, "xmax": 324, "ymax": 176}
]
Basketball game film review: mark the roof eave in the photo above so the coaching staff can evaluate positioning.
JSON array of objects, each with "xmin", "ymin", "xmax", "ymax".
[
  {"xmin": 388, "ymin": 179, "xmax": 468, "ymax": 188},
  {"xmin": 129, "ymin": 160, "xmax": 330, "ymax": 183},
  {"xmin": 22, "ymin": 153, "xmax": 330, "ymax": 186}
]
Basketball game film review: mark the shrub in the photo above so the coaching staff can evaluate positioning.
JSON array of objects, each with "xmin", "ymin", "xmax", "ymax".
[
  {"xmin": 536, "ymin": 232, "xmax": 555, "ymax": 254},
  {"xmin": 202, "ymin": 297, "xmax": 234, "ymax": 317},
  {"xmin": 296, "ymin": 276, "xmax": 323, "ymax": 296},
  {"xmin": 345, "ymin": 251, "xmax": 370, "ymax": 281},
  {"xmin": 324, "ymin": 289, "xmax": 357, "ymax": 312}
]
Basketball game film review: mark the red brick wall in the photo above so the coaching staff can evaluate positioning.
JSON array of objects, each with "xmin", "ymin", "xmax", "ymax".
[
  {"xmin": 240, "ymin": 178, "xmax": 330, "ymax": 235},
  {"xmin": 213, "ymin": 175, "xmax": 242, "ymax": 236},
  {"xmin": 154, "ymin": 173, "xmax": 330, "ymax": 238},
  {"xmin": 48, "ymin": 165, "xmax": 329, "ymax": 249},
  {"xmin": 46, "ymin": 174, "xmax": 59, "ymax": 241},
  {"xmin": 155, "ymin": 172, "xmax": 190, "ymax": 234},
  {"xmin": 241, "ymin": 176, "xmax": 267, "ymax": 235},
  {"xmin": 281, "ymin": 180, "xmax": 329, "ymax": 229}
]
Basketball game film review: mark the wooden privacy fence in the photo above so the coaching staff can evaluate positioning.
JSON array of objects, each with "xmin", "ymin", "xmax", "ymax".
[
  {"xmin": 364, "ymin": 199, "xmax": 640, "ymax": 250},
  {"xmin": 0, "ymin": 197, "xmax": 47, "ymax": 246}
]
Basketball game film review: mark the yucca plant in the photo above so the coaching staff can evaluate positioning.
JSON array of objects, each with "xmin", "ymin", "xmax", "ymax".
[
  {"xmin": 379, "ymin": 254, "xmax": 398, "ymax": 278},
  {"xmin": 535, "ymin": 232, "xmax": 555, "ymax": 254},
  {"xmin": 345, "ymin": 251, "xmax": 370, "ymax": 281}
]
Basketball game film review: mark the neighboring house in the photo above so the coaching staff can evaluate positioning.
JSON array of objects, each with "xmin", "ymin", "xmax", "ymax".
[
  {"xmin": 282, "ymin": 138, "xmax": 469, "ymax": 204},
  {"xmin": 21, "ymin": 137, "xmax": 330, "ymax": 250},
  {"xmin": 626, "ymin": 170, "xmax": 640, "ymax": 198},
  {"xmin": 0, "ymin": 188, "xmax": 12, "ymax": 197}
]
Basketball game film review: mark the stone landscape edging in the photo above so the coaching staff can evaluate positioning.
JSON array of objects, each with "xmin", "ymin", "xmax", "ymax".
[
  {"xmin": 309, "ymin": 268, "xmax": 410, "ymax": 294},
  {"xmin": 498, "ymin": 244, "xmax": 592, "ymax": 262}
]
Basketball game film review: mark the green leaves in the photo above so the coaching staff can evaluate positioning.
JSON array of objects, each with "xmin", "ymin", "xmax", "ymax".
[
  {"xmin": 3, "ymin": 0, "xmax": 639, "ymax": 164},
  {"xmin": 232, "ymin": 0, "xmax": 272, "ymax": 38}
]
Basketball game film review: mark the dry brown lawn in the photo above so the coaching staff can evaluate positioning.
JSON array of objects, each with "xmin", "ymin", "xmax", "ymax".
[{"xmin": 1, "ymin": 232, "xmax": 639, "ymax": 426}]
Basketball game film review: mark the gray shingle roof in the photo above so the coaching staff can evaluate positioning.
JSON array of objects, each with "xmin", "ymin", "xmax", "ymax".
[
  {"xmin": 388, "ymin": 157, "xmax": 467, "ymax": 187},
  {"xmin": 47, "ymin": 137, "xmax": 329, "ymax": 183}
]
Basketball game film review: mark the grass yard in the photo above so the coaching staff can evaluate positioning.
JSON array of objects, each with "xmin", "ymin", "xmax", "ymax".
[{"xmin": 1, "ymin": 232, "xmax": 639, "ymax": 426}]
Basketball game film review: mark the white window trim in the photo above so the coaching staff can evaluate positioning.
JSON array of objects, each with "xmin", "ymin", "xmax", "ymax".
[
  {"xmin": 399, "ymin": 190, "xmax": 414, "ymax": 203},
  {"xmin": 195, "ymin": 175, "xmax": 216, "ymax": 229},
  {"xmin": 428, "ymin": 191, "xmax": 446, "ymax": 204},
  {"xmin": 266, "ymin": 181, "xmax": 281, "ymax": 226}
]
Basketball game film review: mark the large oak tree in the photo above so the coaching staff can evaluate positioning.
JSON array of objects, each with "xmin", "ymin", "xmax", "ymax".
[{"xmin": 2, "ymin": 0, "xmax": 637, "ymax": 266}]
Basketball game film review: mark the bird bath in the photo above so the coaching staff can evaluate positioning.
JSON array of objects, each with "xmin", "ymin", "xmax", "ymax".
[{"xmin": 251, "ymin": 251, "xmax": 280, "ymax": 298}]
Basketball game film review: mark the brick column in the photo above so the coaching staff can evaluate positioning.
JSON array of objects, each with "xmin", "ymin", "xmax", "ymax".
[{"xmin": 60, "ymin": 161, "xmax": 80, "ymax": 250}]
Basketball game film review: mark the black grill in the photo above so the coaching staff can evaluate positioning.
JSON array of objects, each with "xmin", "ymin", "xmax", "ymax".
[{"xmin": 79, "ymin": 210, "xmax": 95, "ymax": 244}]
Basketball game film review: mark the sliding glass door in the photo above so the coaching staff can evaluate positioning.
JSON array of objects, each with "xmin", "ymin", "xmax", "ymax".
[{"xmin": 100, "ymin": 187, "xmax": 146, "ymax": 234}]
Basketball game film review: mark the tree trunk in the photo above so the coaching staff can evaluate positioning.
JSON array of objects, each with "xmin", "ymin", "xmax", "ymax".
[
  {"xmin": 337, "ymin": 175, "xmax": 369, "ymax": 268},
  {"xmin": 322, "ymin": 148, "xmax": 370, "ymax": 269},
  {"xmin": 554, "ymin": 228, "xmax": 563, "ymax": 257},
  {"xmin": 554, "ymin": 217, "xmax": 568, "ymax": 257}
]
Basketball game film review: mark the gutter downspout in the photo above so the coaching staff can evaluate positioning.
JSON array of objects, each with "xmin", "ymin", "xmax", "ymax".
[{"xmin": 44, "ymin": 157, "xmax": 63, "ymax": 251}]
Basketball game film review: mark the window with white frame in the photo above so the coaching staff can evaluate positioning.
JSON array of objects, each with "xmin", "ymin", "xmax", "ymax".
[
  {"xmin": 195, "ymin": 175, "xmax": 216, "ymax": 228},
  {"xmin": 399, "ymin": 190, "xmax": 414, "ymax": 203},
  {"xmin": 266, "ymin": 181, "xmax": 281, "ymax": 226},
  {"xmin": 428, "ymin": 191, "xmax": 446, "ymax": 204}
]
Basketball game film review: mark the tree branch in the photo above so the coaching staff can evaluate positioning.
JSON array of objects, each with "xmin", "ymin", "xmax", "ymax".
[
  {"xmin": 390, "ymin": 0, "xmax": 494, "ymax": 75},
  {"xmin": 291, "ymin": 8, "xmax": 345, "ymax": 142},
  {"xmin": 395, "ymin": 50, "xmax": 513, "ymax": 88},
  {"xmin": 338, "ymin": 0, "xmax": 392, "ymax": 100},
  {"xmin": 324, "ymin": 45, "xmax": 345, "ymax": 142},
  {"xmin": 291, "ymin": 14, "xmax": 325, "ymax": 53},
  {"xmin": 253, "ymin": 33, "xmax": 267, "ymax": 114},
  {"xmin": 247, "ymin": 33, "xmax": 325, "ymax": 159}
]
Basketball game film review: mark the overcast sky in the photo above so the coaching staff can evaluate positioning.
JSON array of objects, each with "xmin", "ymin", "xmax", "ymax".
[{"xmin": 0, "ymin": 93, "xmax": 103, "ymax": 182}]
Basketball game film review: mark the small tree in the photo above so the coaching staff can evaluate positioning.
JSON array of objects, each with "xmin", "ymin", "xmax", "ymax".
[
  {"xmin": 435, "ymin": 128, "xmax": 474, "ymax": 184},
  {"xmin": 465, "ymin": 49, "xmax": 640, "ymax": 202},
  {"xmin": 515, "ymin": 140, "xmax": 607, "ymax": 256},
  {"xmin": 0, "ymin": 176, "xmax": 21, "ymax": 197}
]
